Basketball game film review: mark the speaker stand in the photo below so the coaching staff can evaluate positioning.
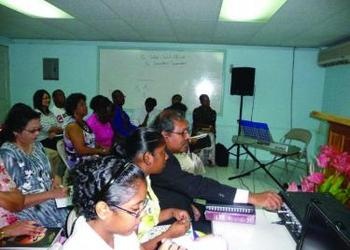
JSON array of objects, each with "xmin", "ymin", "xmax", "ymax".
[{"xmin": 227, "ymin": 95, "xmax": 246, "ymax": 169}]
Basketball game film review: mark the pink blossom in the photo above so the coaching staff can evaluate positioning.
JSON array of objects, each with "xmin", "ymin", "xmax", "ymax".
[
  {"xmin": 287, "ymin": 182, "xmax": 299, "ymax": 192},
  {"xmin": 316, "ymin": 154, "xmax": 330, "ymax": 168},
  {"xmin": 332, "ymin": 152, "xmax": 350, "ymax": 174},
  {"xmin": 319, "ymin": 145, "xmax": 337, "ymax": 156},
  {"xmin": 301, "ymin": 177, "xmax": 316, "ymax": 192},
  {"xmin": 287, "ymin": 145, "xmax": 350, "ymax": 204},
  {"xmin": 306, "ymin": 172, "xmax": 325, "ymax": 184}
]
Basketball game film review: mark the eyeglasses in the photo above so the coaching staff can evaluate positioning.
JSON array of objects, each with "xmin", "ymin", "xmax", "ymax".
[
  {"xmin": 24, "ymin": 127, "xmax": 42, "ymax": 134},
  {"xmin": 170, "ymin": 129, "xmax": 190, "ymax": 137},
  {"xmin": 110, "ymin": 198, "xmax": 149, "ymax": 218}
]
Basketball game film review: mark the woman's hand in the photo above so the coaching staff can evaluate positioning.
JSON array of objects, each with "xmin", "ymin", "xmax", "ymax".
[
  {"xmin": 158, "ymin": 239, "xmax": 187, "ymax": 250},
  {"xmin": 48, "ymin": 126, "xmax": 63, "ymax": 139},
  {"xmin": 98, "ymin": 147, "xmax": 111, "ymax": 155},
  {"xmin": 171, "ymin": 208, "xmax": 190, "ymax": 222},
  {"xmin": 166, "ymin": 219, "xmax": 190, "ymax": 238},
  {"xmin": 1, "ymin": 221, "xmax": 46, "ymax": 238},
  {"xmin": 191, "ymin": 204, "xmax": 201, "ymax": 221},
  {"xmin": 49, "ymin": 186, "xmax": 69, "ymax": 199}
]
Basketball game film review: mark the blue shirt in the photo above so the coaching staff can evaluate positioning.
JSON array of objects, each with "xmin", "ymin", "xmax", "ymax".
[{"xmin": 112, "ymin": 105, "xmax": 137, "ymax": 137}]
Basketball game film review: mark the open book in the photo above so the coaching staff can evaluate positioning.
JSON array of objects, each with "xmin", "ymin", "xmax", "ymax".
[{"xmin": 0, "ymin": 228, "xmax": 62, "ymax": 250}]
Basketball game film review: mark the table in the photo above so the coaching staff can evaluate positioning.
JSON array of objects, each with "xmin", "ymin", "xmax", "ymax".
[{"xmin": 212, "ymin": 209, "xmax": 296, "ymax": 250}]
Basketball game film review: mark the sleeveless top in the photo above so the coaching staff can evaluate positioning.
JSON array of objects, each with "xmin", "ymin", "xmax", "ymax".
[{"xmin": 64, "ymin": 117, "xmax": 96, "ymax": 169}]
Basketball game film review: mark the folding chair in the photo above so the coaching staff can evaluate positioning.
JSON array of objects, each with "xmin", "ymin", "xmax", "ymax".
[{"xmin": 279, "ymin": 128, "xmax": 312, "ymax": 174}]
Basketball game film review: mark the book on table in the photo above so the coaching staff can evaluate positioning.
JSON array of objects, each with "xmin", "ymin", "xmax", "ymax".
[
  {"xmin": 0, "ymin": 227, "xmax": 62, "ymax": 250},
  {"xmin": 204, "ymin": 203, "xmax": 256, "ymax": 224}
]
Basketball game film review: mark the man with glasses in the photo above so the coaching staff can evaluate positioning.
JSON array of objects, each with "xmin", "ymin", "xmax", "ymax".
[{"xmin": 150, "ymin": 110, "xmax": 282, "ymax": 233}]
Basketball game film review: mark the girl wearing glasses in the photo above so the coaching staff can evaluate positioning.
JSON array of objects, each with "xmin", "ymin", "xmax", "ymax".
[
  {"xmin": 0, "ymin": 103, "xmax": 69, "ymax": 228},
  {"xmin": 124, "ymin": 128, "xmax": 191, "ymax": 250},
  {"xmin": 63, "ymin": 156, "xmax": 147, "ymax": 250}
]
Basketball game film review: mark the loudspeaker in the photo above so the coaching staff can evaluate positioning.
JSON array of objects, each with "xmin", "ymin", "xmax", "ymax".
[
  {"xmin": 230, "ymin": 67, "xmax": 255, "ymax": 96},
  {"xmin": 43, "ymin": 58, "xmax": 59, "ymax": 80}
]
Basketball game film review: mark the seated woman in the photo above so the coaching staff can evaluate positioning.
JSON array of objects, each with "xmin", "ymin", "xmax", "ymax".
[
  {"xmin": 0, "ymin": 103, "xmax": 69, "ymax": 228},
  {"xmin": 124, "ymin": 128, "xmax": 191, "ymax": 249},
  {"xmin": 0, "ymin": 158, "xmax": 45, "ymax": 240},
  {"xmin": 86, "ymin": 95, "xmax": 115, "ymax": 149},
  {"xmin": 62, "ymin": 156, "xmax": 147, "ymax": 250},
  {"xmin": 64, "ymin": 93, "xmax": 109, "ymax": 169},
  {"xmin": 126, "ymin": 128, "xmax": 228, "ymax": 250},
  {"xmin": 33, "ymin": 89, "xmax": 65, "ymax": 184},
  {"xmin": 33, "ymin": 89, "xmax": 63, "ymax": 150}
]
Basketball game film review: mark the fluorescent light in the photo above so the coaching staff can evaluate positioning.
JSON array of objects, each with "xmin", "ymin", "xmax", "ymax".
[
  {"xmin": 0, "ymin": 0, "xmax": 73, "ymax": 18},
  {"xmin": 219, "ymin": 0, "xmax": 287, "ymax": 22}
]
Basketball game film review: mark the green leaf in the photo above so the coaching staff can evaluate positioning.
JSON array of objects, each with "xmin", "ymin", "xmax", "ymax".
[
  {"xmin": 329, "ymin": 175, "xmax": 345, "ymax": 195},
  {"xmin": 319, "ymin": 175, "xmax": 335, "ymax": 192}
]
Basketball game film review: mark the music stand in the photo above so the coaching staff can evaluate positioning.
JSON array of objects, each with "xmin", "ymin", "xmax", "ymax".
[{"xmin": 228, "ymin": 121, "xmax": 299, "ymax": 190}]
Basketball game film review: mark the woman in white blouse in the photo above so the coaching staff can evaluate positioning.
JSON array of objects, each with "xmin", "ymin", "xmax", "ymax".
[
  {"xmin": 33, "ymin": 89, "xmax": 63, "ymax": 150},
  {"xmin": 63, "ymin": 156, "xmax": 147, "ymax": 250}
]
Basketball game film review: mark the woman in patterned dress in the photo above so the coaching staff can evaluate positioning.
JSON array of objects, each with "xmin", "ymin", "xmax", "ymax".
[
  {"xmin": 63, "ymin": 93, "xmax": 109, "ymax": 169},
  {"xmin": 0, "ymin": 158, "xmax": 45, "ymax": 239},
  {"xmin": 0, "ymin": 103, "xmax": 69, "ymax": 228}
]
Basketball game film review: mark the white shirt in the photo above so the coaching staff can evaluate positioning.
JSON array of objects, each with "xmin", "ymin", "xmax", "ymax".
[
  {"xmin": 35, "ymin": 109, "xmax": 60, "ymax": 141},
  {"xmin": 132, "ymin": 108, "xmax": 160, "ymax": 127},
  {"xmin": 62, "ymin": 216, "xmax": 141, "ymax": 250},
  {"xmin": 52, "ymin": 105, "xmax": 68, "ymax": 128}
]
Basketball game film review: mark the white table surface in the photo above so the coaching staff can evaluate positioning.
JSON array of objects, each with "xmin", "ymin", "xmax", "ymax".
[{"xmin": 212, "ymin": 209, "xmax": 296, "ymax": 250}]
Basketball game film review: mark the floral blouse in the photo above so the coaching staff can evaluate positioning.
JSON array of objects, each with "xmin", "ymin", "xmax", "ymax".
[
  {"xmin": 0, "ymin": 142, "xmax": 69, "ymax": 228},
  {"xmin": 0, "ymin": 160, "xmax": 18, "ymax": 227}
]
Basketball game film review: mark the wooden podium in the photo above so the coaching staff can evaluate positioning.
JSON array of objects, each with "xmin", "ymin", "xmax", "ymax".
[{"xmin": 311, "ymin": 111, "xmax": 350, "ymax": 153}]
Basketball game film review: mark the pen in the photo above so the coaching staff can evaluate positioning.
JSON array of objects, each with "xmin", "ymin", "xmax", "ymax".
[{"xmin": 190, "ymin": 224, "xmax": 199, "ymax": 240}]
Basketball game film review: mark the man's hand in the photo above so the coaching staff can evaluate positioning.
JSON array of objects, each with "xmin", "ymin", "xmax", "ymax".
[
  {"xmin": 191, "ymin": 204, "xmax": 201, "ymax": 221},
  {"xmin": 248, "ymin": 191, "xmax": 282, "ymax": 211}
]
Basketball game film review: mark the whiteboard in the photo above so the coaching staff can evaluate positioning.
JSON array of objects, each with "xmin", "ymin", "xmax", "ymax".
[{"xmin": 99, "ymin": 48, "xmax": 225, "ymax": 113}]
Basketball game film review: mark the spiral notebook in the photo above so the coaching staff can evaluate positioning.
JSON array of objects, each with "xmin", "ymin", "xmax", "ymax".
[{"xmin": 204, "ymin": 203, "xmax": 256, "ymax": 224}]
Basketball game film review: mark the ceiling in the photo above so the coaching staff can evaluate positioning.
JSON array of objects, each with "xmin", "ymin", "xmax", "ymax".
[{"xmin": 1, "ymin": 0, "xmax": 350, "ymax": 48}]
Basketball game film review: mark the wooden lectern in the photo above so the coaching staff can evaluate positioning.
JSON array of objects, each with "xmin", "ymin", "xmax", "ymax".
[{"xmin": 311, "ymin": 111, "xmax": 350, "ymax": 153}]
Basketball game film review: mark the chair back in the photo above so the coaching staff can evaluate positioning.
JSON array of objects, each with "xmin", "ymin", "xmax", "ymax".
[
  {"xmin": 56, "ymin": 139, "xmax": 70, "ymax": 170},
  {"xmin": 65, "ymin": 209, "xmax": 77, "ymax": 237},
  {"xmin": 284, "ymin": 128, "xmax": 312, "ymax": 144},
  {"xmin": 282, "ymin": 128, "xmax": 312, "ymax": 174}
]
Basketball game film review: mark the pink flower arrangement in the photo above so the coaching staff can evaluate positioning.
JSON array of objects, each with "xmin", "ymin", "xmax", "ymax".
[{"xmin": 288, "ymin": 145, "xmax": 350, "ymax": 204}]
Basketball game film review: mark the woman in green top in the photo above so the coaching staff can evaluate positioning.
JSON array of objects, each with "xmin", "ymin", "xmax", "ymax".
[{"xmin": 124, "ymin": 128, "xmax": 190, "ymax": 250}]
